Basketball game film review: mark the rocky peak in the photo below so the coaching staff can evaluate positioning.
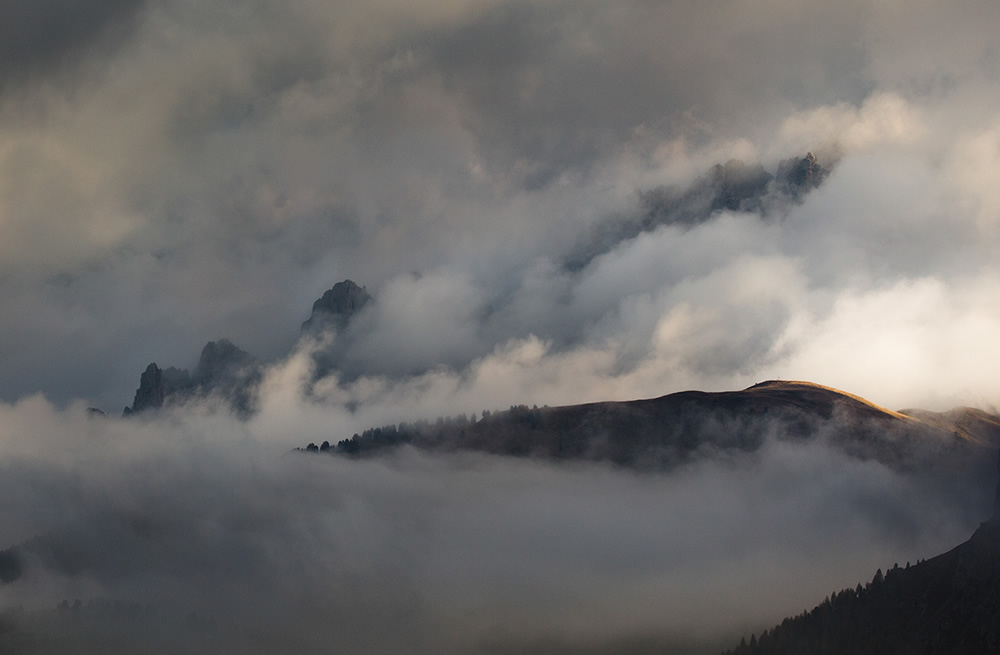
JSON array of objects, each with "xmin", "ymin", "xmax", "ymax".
[
  {"xmin": 122, "ymin": 363, "xmax": 192, "ymax": 415},
  {"xmin": 775, "ymin": 151, "xmax": 829, "ymax": 199},
  {"xmin": 195, "ymin": 339, "xmax": 257, "ymax": 384},
  {"xmin": 123, "ymin": 278, "xmax": 375, "ymax": 417},
  {"xmin": 122, "ymin": 339, "xmax": 262, "ymax": 417},
  {"xmin": 301, "ymin": 279, "xmax": 373, "ymax": 333}
]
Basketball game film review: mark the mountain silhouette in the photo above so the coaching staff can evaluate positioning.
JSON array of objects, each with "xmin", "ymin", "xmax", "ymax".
[
  {"xmin": 122, "ymin": 279, "xmax": 370, "ymax": 416},
  {"xmin": 313, "ymin": 380, "xmax": 1000, "ymax": 472},
  {"xmin": 300, "ymin": 279, "xmax": 372, "ymax": 335},
  {"xmin": 123, "ymin": 339, "xmax": 262, "ymax": 417}
]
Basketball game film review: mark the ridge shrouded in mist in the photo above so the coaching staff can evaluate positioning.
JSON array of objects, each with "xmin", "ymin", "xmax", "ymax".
[
  {"xmin": 300, "ymin": 279, "xmax": 372, "ymax": 335},
  {"xmin": 311, "ymin": 380, "xmax": 999, "ymax": 473},
  {"xmin": 565, "ymin": 152, "xmax": 831, "ymax": 271},
  {"xmin": 119, "ymin": 151, "xmax": 832, "ymax": 418}
]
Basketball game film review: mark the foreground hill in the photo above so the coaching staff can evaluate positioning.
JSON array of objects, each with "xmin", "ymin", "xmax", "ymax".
[
  {"xmin": 312, "ymin": 381, "xmax": 1000, "ymax": 472},
  {"xmin": 724, "ymin": 506, "xmax": 1000, "ymax": 654}
]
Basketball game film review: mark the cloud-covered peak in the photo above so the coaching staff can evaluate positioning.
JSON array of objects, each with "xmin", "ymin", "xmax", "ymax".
[
  {"xmin": 301, "ymin": 280, "xmax": 373, "ymax": 334},
  {"xmin": 0, "ymin": 0, "xmax": 997, "ymax": 415}
]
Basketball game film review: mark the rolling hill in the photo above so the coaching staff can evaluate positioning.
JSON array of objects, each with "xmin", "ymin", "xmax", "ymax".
[{"xmin": 312, "ymin": 380, "xmax": 1000, "ymax": 472}]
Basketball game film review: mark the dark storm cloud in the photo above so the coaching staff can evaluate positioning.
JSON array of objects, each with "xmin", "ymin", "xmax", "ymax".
[
  {"xmin": 410, "ymin": 1, "xmax": 873, "ymax": 188},
  {"xmin": 0, "ymin": 0, "xmax": 999, "ymax": 412},
  {"xmin": 0, "ymin": 0, "xmax": 146, "ymax": 84}
]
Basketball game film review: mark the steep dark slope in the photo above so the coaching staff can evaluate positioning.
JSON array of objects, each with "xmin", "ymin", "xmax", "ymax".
[
  {"xmin": 725, "ymin": 506, "xmax": 1000, "ymax": 654},
  {"xmin": 319, "ymin": 381, "xmax": 1000, "ymax": 472},
  {"xmin": 300, "ymin": 279, "xmax": 372, "ymax": 334}
]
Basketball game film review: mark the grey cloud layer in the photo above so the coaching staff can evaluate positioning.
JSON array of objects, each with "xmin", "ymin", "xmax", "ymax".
[
  {"xmin": 0, "ymin": 398, "xmax": 991, "ymax": 653},
  {"xmin": 0, "ymin": 0, "xmax": 146, "ymax": 84},
  {"xmin": 1, "ymin": 1, "xmax": 999, "ymax": 413}
]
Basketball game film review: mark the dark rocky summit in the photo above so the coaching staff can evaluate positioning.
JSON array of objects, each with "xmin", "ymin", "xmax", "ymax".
[
  {"xmin": 300, "ymin": 279, "xmax": 372, "ymax": 334},
  {"xmin": 122, "ymin": 363, "xmax": 192, "ymax": 415},
  {"xmin": 190, "ymin": 338, "xmax": 263, "ymax": 416},
  {"xmin": 123, "ymin": 339, "xmax": 261, "ymax": 417},
  {"xmin": 298, "ymin": 279, "xmax": 376, "ymax": 383},
  {"xmin": 123, "ymin": 281, "xmax": 373, "ymax": 416}
]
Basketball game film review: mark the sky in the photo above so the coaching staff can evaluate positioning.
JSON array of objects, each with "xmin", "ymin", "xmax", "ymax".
[
  {"xmin": 1, "ymin": 0, "xmax": 1000, "ymax": 413},
  {"xmin": 2, "ymin": 1, "xmax": 1000, "ymax": 651}
]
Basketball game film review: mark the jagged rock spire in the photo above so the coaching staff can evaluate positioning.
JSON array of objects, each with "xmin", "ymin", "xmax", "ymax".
[
  {"xmin": 122, "ymin": 363, "xmax": 191, "ymax": 415},
  {"xmin": 301, "ymin": 280, "xmax": 372, "ymax": 334},
  {"xmin": 122, "ymin": 339, "xmax": 261, "ymax": 416}
]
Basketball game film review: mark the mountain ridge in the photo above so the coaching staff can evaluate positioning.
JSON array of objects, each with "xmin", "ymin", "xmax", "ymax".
[
  {"xmin": 565, "ymin": 152, "xmax": 833, "ymax": 271},
  {"xmin": 118, "ymin": 151, "xmax": 834, "ymax": 417},
  {"xmin": 306, "ymin": 380, "xmax": 1000, "ymax": 473}
]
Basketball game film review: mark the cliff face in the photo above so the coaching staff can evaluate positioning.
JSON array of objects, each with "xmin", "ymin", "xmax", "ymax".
[
  {"xmin": 122, "ymin": 281, "xmax": 373, "ymax": 416},
  {"xmin": 300, "ymin": 279, "xmax": 372, "ymax": 334},
  {"xmin": 297, "ymin": 279, "xmax": 375, "ymax": 383},
  {"xmin": 122, "ymin": 339, "xmax": 261, "ymax": 416},
  {"xmin": 122, "ymin": 364, "xmax": 192, "ymax": 415},
  {"xmin": 190, "ymin": 339, "xmax": 262, "ymax": 416}
]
